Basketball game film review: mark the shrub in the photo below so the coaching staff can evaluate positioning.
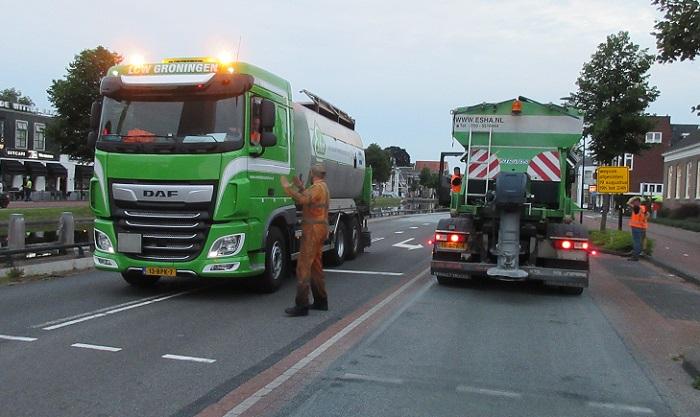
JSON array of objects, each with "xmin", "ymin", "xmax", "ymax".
[
  {"xmin": 669, "ymin": 203, "xmax": 700, "ymax": 220},
  {"xmin": 588, "ymin": 229, "xmax": 654, "ymax": 255}
]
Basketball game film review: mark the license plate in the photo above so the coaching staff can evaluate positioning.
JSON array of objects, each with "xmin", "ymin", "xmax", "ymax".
[
  {"xmin": 438, "ymin": 241, "xmax": 466, "ymax": 250},
  {"xmin": 144, "ymin": 267, "xmax": 177, "ymax": 277}
]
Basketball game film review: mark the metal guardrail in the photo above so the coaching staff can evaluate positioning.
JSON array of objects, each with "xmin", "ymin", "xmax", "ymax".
[{"xmin": 0, "ymin": 242, "xmax": 94, "ymax": 267}]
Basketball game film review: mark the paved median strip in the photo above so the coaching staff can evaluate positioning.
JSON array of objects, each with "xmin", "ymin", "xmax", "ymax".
[
  {"xmin": 71, "ymin": 343, "xmax": 122, "ymax": 352},
  {"xmin": 162, "ymin": 354, "xmax": 216, "ymax": 364},
  {"xmin": 0, "ymin": 334, "xmax": 37, "ymax": 342}
]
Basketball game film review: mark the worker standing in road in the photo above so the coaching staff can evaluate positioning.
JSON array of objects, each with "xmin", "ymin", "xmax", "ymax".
[
  {"xmin": 627, "ymin": 196, "xmax": 649, "ymax": 261},
  {"xmin": 451, "ymin": 167, "xmax": 463, "ymax": 194},
  {"xmin": 281, "ymin": 164, "xmax": 330, "ymax": 316}
]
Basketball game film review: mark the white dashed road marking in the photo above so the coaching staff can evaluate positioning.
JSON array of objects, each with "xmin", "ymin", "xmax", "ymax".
[
  {"xmin": 422, "ymin": 222, "xmax": 431, "ymax": 226},
  {"xmin": 371, "ymin": 237, "xmax": 385, "ymax": 243},
  {"xmin": 587, "ymin": 401, "xmax": 655, "ymax": 414},
  {"xmin": 409, "ymin": 226, "xmax": 418, "ymax": 229},
  {"xmin": 340, "ymin": 373, "xmax": 403, "ymax": 385},
  {"xmin": 41, "ymin": 290, "xmax": 194, "ymax": 331},
  {"xmin": 683, "ymin": 253, "xmax": 689, "ymax": 257},
  {"xmin": 394, "ymin": 231, "xmax": 404, "ymax": 234},
  {"xmin": 324, "ymin": 269, "xmax": 403, "ymax": 276},
  {"xmin": 162, "ymin": 354, "xmax": 216, "ymax": 364},
  {"xmin": 456, "ymin": 385, "xmax": 523, "ymax": 399},
  {"xmin": 71, "ymin": 343, "xmax": 122, "ymax": 352},
  {"xmin": 0, "ymin": 334, "xmax": 37, "ymax": 342}
]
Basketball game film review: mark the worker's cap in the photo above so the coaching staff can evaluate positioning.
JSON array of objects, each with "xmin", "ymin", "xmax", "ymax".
[
  {"xmin": 311, "ymin": 163, "xmax": 327, "ymax": 176},
  {"xmin": 627, "ymin": 196, "xmax": 641, "ymax": 204}
]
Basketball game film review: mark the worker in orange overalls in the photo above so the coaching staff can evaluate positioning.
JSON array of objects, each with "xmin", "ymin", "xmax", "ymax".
[
  {"xmin": 281, "ymin": 163, "xmax": 330, "ymax": 316},
  {"xmin": 451, "ymin": 167, "xmax": 463, "ymax": 193},
  {"xmin": 627, "ymin": 196, "xmax": 649, "ymax": 261}
]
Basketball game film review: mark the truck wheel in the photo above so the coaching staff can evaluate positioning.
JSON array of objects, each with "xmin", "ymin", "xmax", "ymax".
[
  {"xmin": 325, "ymin": 219, "xmax": 347, "ymax": 266},
  {"xmin": 258, "ymin": 227, "xmax": 288, "ymax": 293},
  {"xmin": 436, "ymin": 275, "xmax": 455, "ymax": 286},
  {"xmin": 346, "ymin": 217, "xmax": 362, "ymax": 260},
  {"xmin": 121, "ymin": 270, "xmax": 160, "ymax": 287},
  {"xmin": 559, "ymin": 286, "xmax": 584, "ymax": 296}
]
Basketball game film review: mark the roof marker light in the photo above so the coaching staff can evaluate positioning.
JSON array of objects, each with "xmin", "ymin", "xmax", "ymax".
[
  {"xmin": 218, "ymin": 52, "xmax": 234, "ymax": 64},
  {"xmin": 111, "ymin": 70, "xmax": 118, "ymax": 76},
  {"xmin": 127, "ymin": 54, "xmax": 145, "ymax": 66},
  {"xmin": 512, "ymin": 99, "xmax": 522, "ymax": 114}
]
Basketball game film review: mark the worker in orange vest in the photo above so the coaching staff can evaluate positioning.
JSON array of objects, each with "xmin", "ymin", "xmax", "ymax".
[
  {"xmin": 627, "ymin": 196, "xmax": 649, "ymax": 261},
  {"xmin": 450, "ymin": 167, "xmax": 463, "ymax": 194}
]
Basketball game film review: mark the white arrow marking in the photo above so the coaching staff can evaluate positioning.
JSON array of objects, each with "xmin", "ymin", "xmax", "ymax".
[{"xmin": 392, "ymin": 238, "xmax": 424, "ymax": 251}]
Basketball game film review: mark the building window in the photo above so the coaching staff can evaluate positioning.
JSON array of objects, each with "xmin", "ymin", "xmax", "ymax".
[
  {"xmin": 645, "ymin": 132, "xmax": 663, "ymax": 143},
  {"xmin": 686, "ymin": 162, "xmax": 693, "ymax": 199},
  {"xmin": 34, "ymin": 123, "xmax": 45, "ymax": 151},
  {"xmin": 623, "ymin": 153, "xmax": 634, "ymax": 171},
  {"xmin": 15, "ymin": 120, "xmax": 28, "ymax": 149},
  {"xmin": 676, "ymin": 164, "xmax": 682, "ymax": 199},
  {"xmin": 640, "ymin": 183, "xmax": 663, "ymax": 196},
  {"xmin": 667, "ymin": 166, "xmax": 674, "ymax": 198}
]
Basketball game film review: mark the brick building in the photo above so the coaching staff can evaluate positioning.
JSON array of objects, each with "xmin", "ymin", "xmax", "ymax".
[
  {"xmin": 415, "ymin": 160, "xmax": 448, "ymax": 175},
  {"xmin": 620, "ymin": 116, "xmax": 673, "ymax": 198},
  {"xmin": 662, "ymin": 129, "xmax": 700, "ymax": 210}
]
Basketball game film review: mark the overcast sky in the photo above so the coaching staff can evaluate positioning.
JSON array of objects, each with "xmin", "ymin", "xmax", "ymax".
[{"xmin": 2, "ymin": 0, "xmax": 698, "ymax": 161}]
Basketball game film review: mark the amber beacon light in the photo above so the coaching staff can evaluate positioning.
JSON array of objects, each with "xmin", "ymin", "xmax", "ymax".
[{"xmin": 511, "ymin": 99, "xmax": 522, "ymax": 114}]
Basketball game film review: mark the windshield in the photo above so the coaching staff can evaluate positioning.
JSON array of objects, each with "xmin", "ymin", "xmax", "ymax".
[{"xmin": 97, "ymin": 96, "xmax": 244, "ymax": 153}]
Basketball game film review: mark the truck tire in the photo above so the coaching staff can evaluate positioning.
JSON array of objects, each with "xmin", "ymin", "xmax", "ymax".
[
  {"xmin": 258, "ymin": 227, "xmax": 288, "ymax": 293},
  {"xmin": 346, "ymin": 217, "xmax": 362, "ymax": 260},
  {"xmin": 121, "ymin": 270, "xmax": 160, "ymax": 287},
  {"xmin": 325, "ymin": 219, "xmax": 347, "ymax": 266}
]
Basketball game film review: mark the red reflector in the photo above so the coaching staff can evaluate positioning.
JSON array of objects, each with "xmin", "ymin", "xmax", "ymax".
[
  {"xmin": 428, "ymin": 240, "xmax": 433, "ymax": 245},
  {"xmin": 561, "ymin": 240, "xmax": 572, "ymax": 250},
  {"xmin": 591, "ymin": 250, "xmax": 598, "ymax": 256}
]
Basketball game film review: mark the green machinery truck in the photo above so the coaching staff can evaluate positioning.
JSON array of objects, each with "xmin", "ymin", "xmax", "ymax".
[
  {"xmin": 431, "ymin": 97, "xmax": 590, "ymax": 295},
  {"xmin": 87, "ymin": 57, "xmax": 372, "ymax": 291}
]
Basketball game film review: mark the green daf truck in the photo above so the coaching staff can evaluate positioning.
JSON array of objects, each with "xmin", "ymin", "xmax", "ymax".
[
  {"xmin": 431, "ymin": 97, "xmax": 590, "ymax": 295},
  {"xmin": 87, "ymin": 57, "xmax": 372, "ymax": 291}
]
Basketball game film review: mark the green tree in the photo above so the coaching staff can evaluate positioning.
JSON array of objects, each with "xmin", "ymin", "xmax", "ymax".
[
  {"xmin": 365, "ymin": 143, "xmax": 391, "ymax": 185},
  {"xmin": 0, "ymin": 88, "xmax": 34, "ymax": 106},
  {"xmin": 567, "ymin": 31, "xmax": 659, "ymax": 230},
  {"xmin": 418, "ymin": 167, "xmax": 432, "ymax": 187},
  {"xmin": 384, "ymin": 146, "xmax": 411, "ymax": 167},
  {"xmin": 652, "ymin": 0, "xmax": 700, "ymax": 115},
  {"xmin": 47, "ymin": 46, "xmax": 121, "ymax": 161}
]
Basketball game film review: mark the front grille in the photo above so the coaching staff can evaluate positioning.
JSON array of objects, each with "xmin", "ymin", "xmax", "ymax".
[{"xmin": 115, "ymin": 209, "xmax": 211, "ymax": 262}]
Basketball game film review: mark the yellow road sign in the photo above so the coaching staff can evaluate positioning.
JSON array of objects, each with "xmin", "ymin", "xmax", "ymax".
[{"xmin": 596, "ymin": 166, "xmax": 629, "ymax": 194}]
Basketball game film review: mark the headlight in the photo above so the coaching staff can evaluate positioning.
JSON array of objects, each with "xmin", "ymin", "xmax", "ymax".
[
  {"xmin": 208, "ymin": 233, "xmax": 245, "ymax": 258},
  {"xmin": 94, "ymin": 229, "xmax": 114, "ymax": 253}
]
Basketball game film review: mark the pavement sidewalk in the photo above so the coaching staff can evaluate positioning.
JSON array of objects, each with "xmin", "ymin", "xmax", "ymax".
[{"xmin": 583, "ymin": 211, "xmax": 700, "ymax": 286}]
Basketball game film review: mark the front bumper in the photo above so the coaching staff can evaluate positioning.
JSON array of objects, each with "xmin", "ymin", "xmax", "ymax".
[
  {"xmin": 92, "ymin": 219, "xmax": 265, "ymax": 278},
  {"xmin": 431, "ymin": 260, "xmax": 589, "ymax": 287}
]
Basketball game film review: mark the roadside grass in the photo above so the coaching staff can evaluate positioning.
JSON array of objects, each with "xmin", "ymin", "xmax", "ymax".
[
  {"xmin": 693, "ymin": 377, "xmax": 700, "ymax": 390},
  {"xmin": 0, "ymin": 206, "xmax": 94, "ymax": 223},
  {"xmin": 2, "ymin": 267, "xmax": 24, "ymax": 284},
  {"xmin": 371, "ymin": 196, "xmax": 403, "ymax": 209},
  {"xmin": 650, "ymin": 217, "xmax": 700, "ymax": 232},
  {"xmin": 589, "ymin": 229, "xmax": 654, "ymax": 255}
]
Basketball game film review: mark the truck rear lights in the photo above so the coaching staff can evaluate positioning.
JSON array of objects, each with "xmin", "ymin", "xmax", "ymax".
[
  {"xmin": 554, "ymin": 239, "xmax": 590, "ymax": 251},
  {"xmin": 434, "ymin": 233, "xmax": 466, "ymax": 243}
]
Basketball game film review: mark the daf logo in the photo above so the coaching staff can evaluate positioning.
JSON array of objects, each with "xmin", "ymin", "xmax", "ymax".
[{"xmin": 143, "ymin": 190, "xmax": 179, "ymax": 198}]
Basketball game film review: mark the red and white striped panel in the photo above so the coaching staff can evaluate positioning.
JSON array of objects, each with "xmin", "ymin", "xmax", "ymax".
[
  {"xmin": 527, "ymin": 151, "xmax": 561, "ymax": 182},
  {"xmin": 468, "ymin": 149, "xmax": 500, "ymax": 179}
]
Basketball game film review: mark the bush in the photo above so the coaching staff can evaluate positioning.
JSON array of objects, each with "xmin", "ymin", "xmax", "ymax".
[
  {"xmin": 650, "ymin": 217, "xmax": 700, "ymax": 232},
  {"xmin": 669, "ymin": 203, "xmax": 700, "ymax": 219},
  {"xmin": 589, "ymin": 229, "xmax": 653, "ymax": 255}
]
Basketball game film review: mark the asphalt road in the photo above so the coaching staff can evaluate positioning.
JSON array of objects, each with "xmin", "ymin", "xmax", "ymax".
[
  {"xmin": 0, "ymin": 213, "xmax": 439, "ymax": 417},
  {"xmin": 1, "ymin": 213, "xmax": 698, "ymax": 417}
]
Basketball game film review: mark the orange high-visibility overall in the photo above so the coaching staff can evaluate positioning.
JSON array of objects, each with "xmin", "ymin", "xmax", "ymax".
[
  {"xmin": 284, "ymin": 180, "xmax": 330, "ymax": 307},
  {"xmin": 629, "ymin": 205, "xmax": 648, "ymax": 229},
  {"xmin": 451, "ymin": 174, "xmax": 463, "ymax": 193}
]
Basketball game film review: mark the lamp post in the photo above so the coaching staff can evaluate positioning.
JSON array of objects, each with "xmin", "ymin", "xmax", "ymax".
[{"xmin": 579, "ymin": 135, "xmax": 586, "ymax": 224}]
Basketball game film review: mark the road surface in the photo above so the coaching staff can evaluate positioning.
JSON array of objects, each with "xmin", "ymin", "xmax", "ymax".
[{"xmin": 0, "ymin": 213, "xmax": 698, "ymax": 417}]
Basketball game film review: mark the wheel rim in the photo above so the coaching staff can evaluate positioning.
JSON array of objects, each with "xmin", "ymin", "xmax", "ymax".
[
  {"xmin": 270, "ymin": 241, "xmax": 283, "ymax": 280},
  {"xmin": 336, "ymin": 228, "xmax": 345, "ymax": 258}
]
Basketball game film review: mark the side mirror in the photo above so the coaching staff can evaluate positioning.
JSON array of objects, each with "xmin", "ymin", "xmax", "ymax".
[
  {"xmin": 90, "ymin": 100, "xmax": 102, "ymax": 130},
  {"xmin": 260, "ymin": 99, "xmax": 276, "ymax": 130},
  {"xmin": 260, "ymin": 132, "xmax": 277, "ymax": 147},
  {"xmin": 87, "ymin": 131, "xmax": 98, "ymax": 149}
]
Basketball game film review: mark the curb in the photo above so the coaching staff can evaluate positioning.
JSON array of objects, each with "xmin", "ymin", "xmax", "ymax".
[
  {"xmin": 0, "ymin": 257, "xmax": 94, "ymax": 280},
  {"xmin": 681, "ymin": 347, "xmax": 700, "ymax": 381},
  {"xmin": 645, "ymin": 256, "xmax": 700, "ymax": 288}
]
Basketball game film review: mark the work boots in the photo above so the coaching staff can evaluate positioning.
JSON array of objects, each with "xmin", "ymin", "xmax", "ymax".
[
  {"xmin": 285, "ymin": 305, "xmax": 309, "ymax": 317},
  {"xmin": 310, "ymin": 298, "xmax": 328, "ymax": 311}
]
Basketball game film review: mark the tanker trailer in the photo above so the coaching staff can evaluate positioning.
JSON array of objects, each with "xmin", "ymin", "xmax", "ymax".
[{"xmin": 87, "ymin": 57, "xmax": 372, "ymax": 292}]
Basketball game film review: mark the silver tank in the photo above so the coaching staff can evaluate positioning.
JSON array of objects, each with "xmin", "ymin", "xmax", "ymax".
[{"xmin": 292, "ymin": 103, "xmax": 366, "ymax": 199}]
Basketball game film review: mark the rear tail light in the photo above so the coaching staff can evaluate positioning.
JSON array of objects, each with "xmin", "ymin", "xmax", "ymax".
[
  {"xmin": 554, "ymin": 239, "xmax": 590, "ymax": 252},
  {"xmin": 434, "ymin": 232, "xmax": 467, "ymax": 243}
]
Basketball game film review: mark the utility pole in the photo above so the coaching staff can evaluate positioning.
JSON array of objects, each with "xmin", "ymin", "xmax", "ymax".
[{"xmin": 579, "ymin": 136, "xmax": 586, "ymax": 224}]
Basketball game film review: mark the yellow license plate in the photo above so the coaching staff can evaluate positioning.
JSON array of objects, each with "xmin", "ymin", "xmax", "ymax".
[
  {"xmin": 144, "ymin": 267, "xmax": 177, "ymax": 277},
  {"xmin": 438, "ymin": 241, "xmax": 466, "ymax": 250}
]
